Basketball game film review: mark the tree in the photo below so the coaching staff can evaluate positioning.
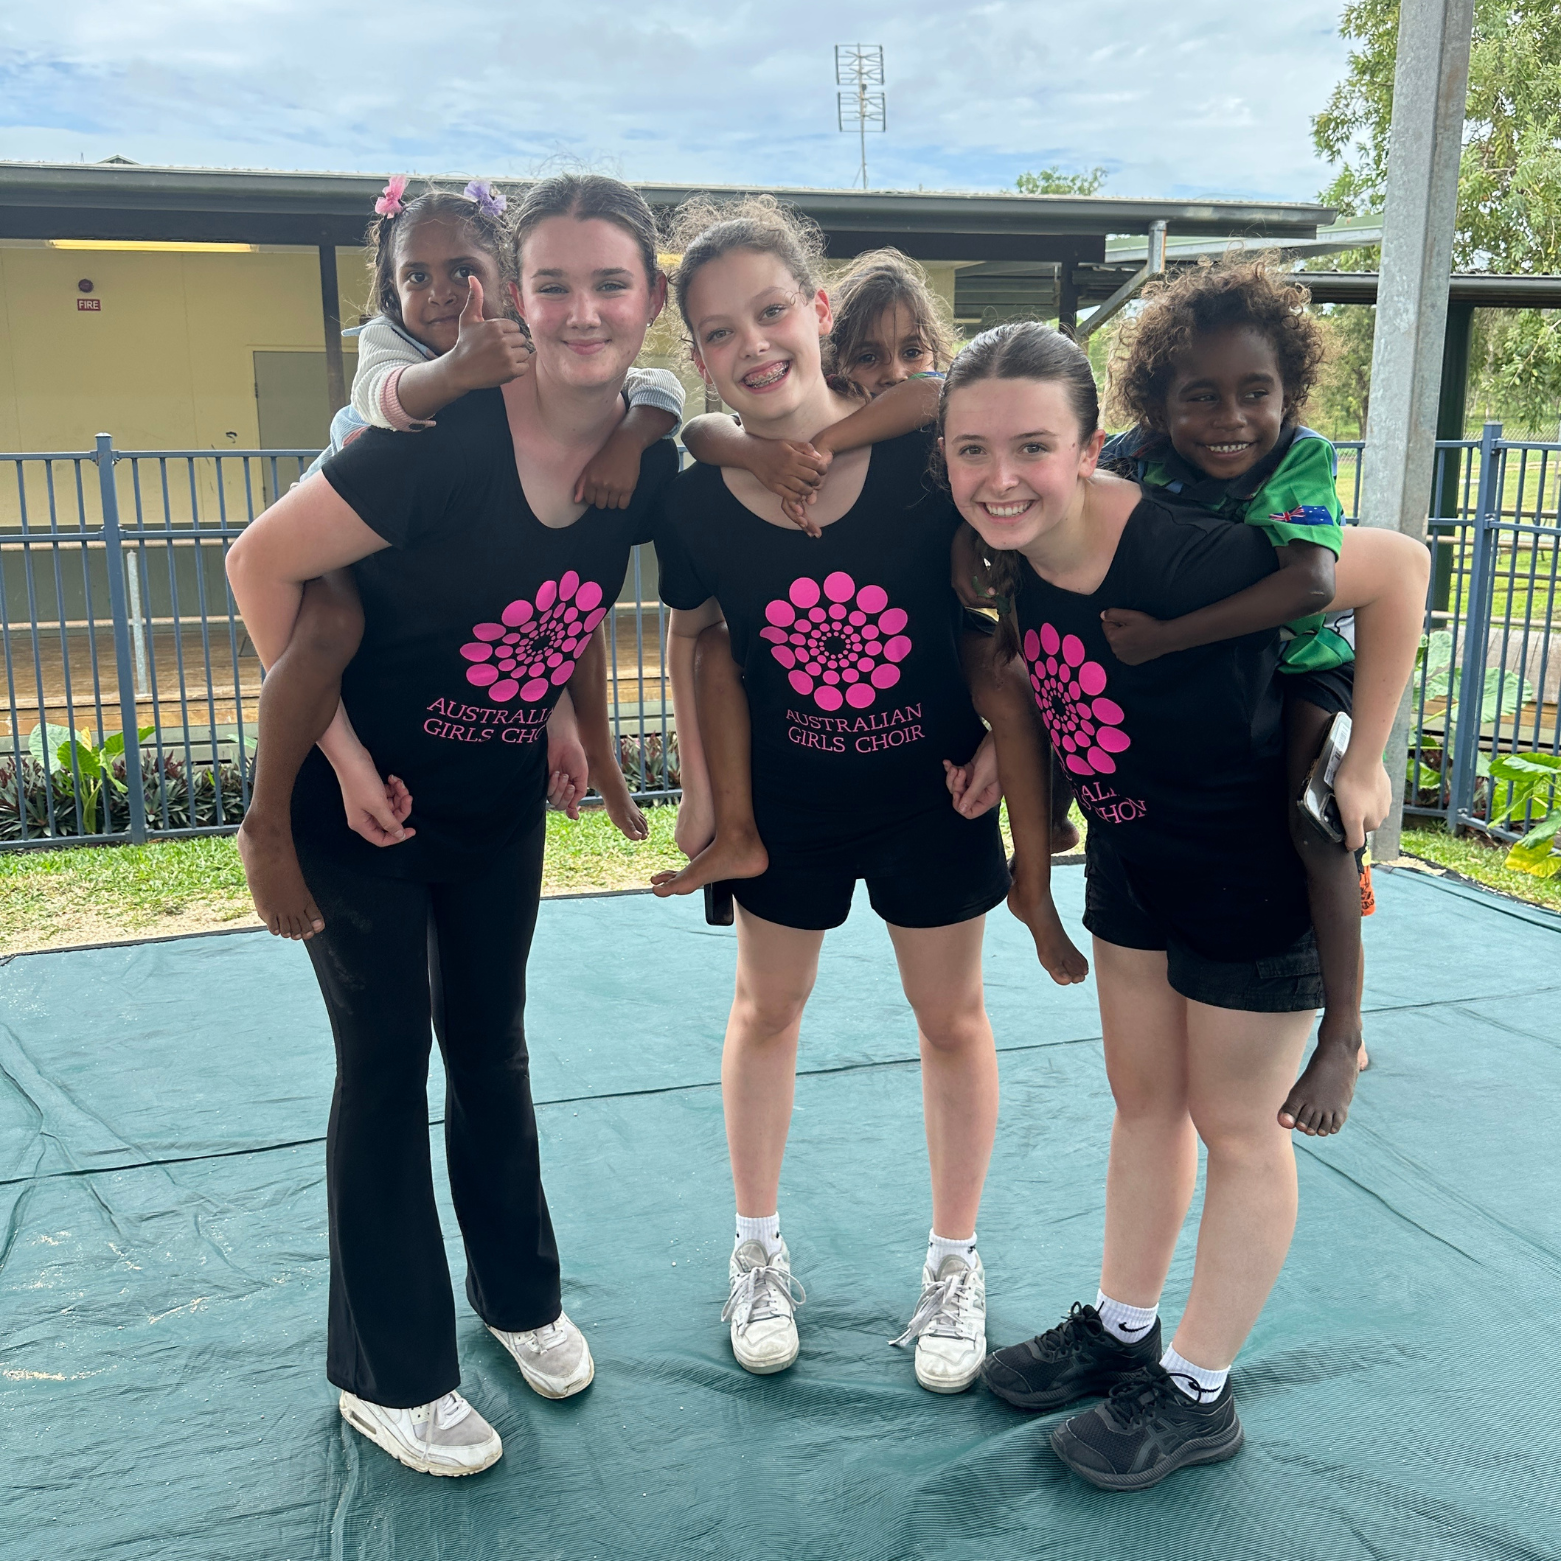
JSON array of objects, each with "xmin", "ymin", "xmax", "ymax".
[
  {"xmin": 1016, "ymin": 167, "xmax": 1106, "ymax": 196},
  {"xmin": 1312, "ymin": 0, "xmax": 1561, "ymax": 432}
]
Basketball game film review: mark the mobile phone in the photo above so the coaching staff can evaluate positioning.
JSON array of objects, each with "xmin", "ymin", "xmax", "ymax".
[{"xmin": 1297, "ymin": 711, "xmax": 1352, "ymax": 845}]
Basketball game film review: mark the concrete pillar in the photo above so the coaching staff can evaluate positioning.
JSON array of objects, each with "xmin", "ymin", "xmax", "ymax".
[
  {"xmin": 318, "ymin": 243, "xmax": 347, "ymax": 417},
  {"xmin": 1357, "ymin": 0, "xmax": 1474, "ymax": 862}
]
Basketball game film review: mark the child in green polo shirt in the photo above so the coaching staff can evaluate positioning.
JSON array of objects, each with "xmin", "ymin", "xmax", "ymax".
[{"xmin": 1098, "ymin": 257, "xmax": 1373, "ymax": 1073}]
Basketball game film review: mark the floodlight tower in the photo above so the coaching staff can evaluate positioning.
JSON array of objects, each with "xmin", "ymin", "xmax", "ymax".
[{"xmin": 835, "ymin": 44, "xmax": 886, "ymax": 190}]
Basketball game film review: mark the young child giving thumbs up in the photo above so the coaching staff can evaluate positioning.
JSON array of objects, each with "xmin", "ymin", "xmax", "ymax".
[{"xmin": 241, "ymin": 182, "xmax": 683, "ymax": 942}]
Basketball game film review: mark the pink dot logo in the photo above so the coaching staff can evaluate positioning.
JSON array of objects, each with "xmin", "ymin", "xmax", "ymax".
[
  {"xmin": 458, "ymin": 571, "xmax": 607, "ymax": 703},
  {"xmin": 760, "ymin": 571, "xmax": 911, "ymax": 712},
  {"xmin": 1023, "ymin": 622, "xmax": 1131, "ymax": 776}
]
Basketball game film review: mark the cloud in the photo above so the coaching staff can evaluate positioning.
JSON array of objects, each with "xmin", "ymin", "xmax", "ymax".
[{"xmin": 0, "ymin": 0, "xmax": 1351, "ymax": 201}]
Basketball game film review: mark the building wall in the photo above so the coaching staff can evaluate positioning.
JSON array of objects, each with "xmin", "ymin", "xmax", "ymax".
[
  {"xmin": 0, "ymin": 241, "xmax": 373, "ymax": 452},
  {"xmin": 0, "ymin": 241, "xmax": 973, "ymax": 465}
]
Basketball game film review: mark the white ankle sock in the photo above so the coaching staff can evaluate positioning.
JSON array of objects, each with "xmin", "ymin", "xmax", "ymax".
[
  {"xmin": 927, "ymin": 1229, "xmax": 978, "ymax": 1274},
  {"xmin": 1095, "ymin": 1289, "xmax": 1158, "ymax": 1344},
  {"xmin": 1161, "ymin": 1344, "xmax": 1229, "ymax": 1402},
  {"xmin": 735, "ymin": 1213, "xmax": 782, "ymax": 1257}
]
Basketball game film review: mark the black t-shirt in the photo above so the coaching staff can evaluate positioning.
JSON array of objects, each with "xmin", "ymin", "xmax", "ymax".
[
  {"xmin": 293, "ymin": 389, "xmax": 677, "ymax": 879},
  {"xmin": 656, "ymin": 429, "xmax": 985, "ymax": 848},
  {"xmin": 1013, "ymin": 494, "xmax": 1309, "ymax": 957}
]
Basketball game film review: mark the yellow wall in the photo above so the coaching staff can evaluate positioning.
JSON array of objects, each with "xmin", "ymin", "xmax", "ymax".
[{"xmin": 0, "ymin": 242, "xmax": 373, "ymax": 452}]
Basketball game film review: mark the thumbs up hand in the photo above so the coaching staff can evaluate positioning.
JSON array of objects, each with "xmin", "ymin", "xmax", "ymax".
[{"xmin": 445, "ymin": 277, "xmax": 534, "ymax": 392}]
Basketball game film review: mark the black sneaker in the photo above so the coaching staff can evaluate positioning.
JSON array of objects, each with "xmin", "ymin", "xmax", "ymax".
[
  {"xmin": 1050, "ymin": 1362, "xmax": 1244, "ymax": 1491},
  {"xmin": 981, "ymin": 1302, "xmax": 1161, "ymax": 1411}
]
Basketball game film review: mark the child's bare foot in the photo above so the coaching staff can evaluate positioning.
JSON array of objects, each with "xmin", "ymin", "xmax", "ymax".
[
  {"xmin": 604, "ymin": 787, "xmax": 648, "ymax": 841},
  {"xmin": 237, "ymin": 816, "xmax": 324, "ymax": 941},
  {"xmin": 652, "ymin": 830, "xmax": 768, "ymax": 897},
  {"xmin": 1008, "ymin": 877, "xmax": 1089, "ymax": 985},
  {"xmin": 1279, "ymin": 1037, "xmax": 1359, "ymax": 1136},
  {"xmin": 1051, "ymin": 818, "xmax": 1081, "ymax": 854},
  {"xmin": 1357, "ymin": 1043, "xmax": 1369, "ymax": 1071}
]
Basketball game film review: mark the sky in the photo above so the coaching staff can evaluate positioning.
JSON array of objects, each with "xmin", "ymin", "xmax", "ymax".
[{"xmin": 0, "ymin": 1, "xmax": 1356, "ymax": 205}]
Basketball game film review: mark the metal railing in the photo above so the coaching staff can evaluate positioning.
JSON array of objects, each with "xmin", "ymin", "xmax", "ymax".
[
  {"xmin": 1336, "ymin": 422, "xmax": 1560, "ymax": 841},
  {"xmin": 1, "ymin": 435, "xmax": 676, "ymax": 849},
  {"xmin": 3, "ymin": 429, "xmax": 1557, "ymax": 853}
]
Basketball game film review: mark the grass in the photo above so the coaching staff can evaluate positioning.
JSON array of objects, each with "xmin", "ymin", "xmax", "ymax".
[
  {"xmin": 0, "ymin": 806, "xmax": 689, "ymax": 955},
  {"xmin": 1402, "ymin": 823, "xmax": 1561, "ymax": 913},
  {"xmin": 3, "ymin": 806, "xmax": 1549, "ymax": 959}
]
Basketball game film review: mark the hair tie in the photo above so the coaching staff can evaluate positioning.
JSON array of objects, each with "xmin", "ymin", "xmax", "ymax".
[
  {"xmin": 463, "ymin": 180, "xmax": 507, "ymax": 218},
  {"xmin": 374, "ymin": 175, "xmax": 409, "ymax": 218}
]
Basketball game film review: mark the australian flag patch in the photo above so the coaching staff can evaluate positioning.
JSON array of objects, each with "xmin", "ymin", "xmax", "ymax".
[{"xmin": 1270, "ymin": 504, "xmax": 1334, "ymax": 527}]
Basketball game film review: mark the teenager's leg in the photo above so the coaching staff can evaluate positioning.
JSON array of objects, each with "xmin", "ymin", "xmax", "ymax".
[
  {"xmin": 239, "ymin": 571, "xmax": 363, "ymax": 939},
  {"xmin": 427, "ymin": 816, "xmax": 562, "ymax": 1333},
  {"xmin": 723, "ymin": 905, "xmax": 825, "ymax": 1216},
  {"xmin": 1094, "ymin": 939, "xmax": 1200, "ymax": 1308},
  {"xmin": 1171, "ymin": 1000, "xmax": 1314, "ymax": 1371},
  {"xmin": 1280, "ymin": 696, "xmax": 1360, "ymax": 1135},
  {"xmin": 297, "ymin": 843, "xmax": 457, "ymax": 1409},
  {"xmin": 886, "ymin": 916, "xmax": 997, "ymax": 1239},
  {"xmin": 652, "ymin": 623, "xmax": 768, "ymax": 897}
]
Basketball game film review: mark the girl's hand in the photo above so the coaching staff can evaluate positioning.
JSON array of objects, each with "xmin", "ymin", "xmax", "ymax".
[
  {"xmin": 575, "ymin": 427, "xmax": 640, "ymax": 511},
  {"xmin": 546, "ymin": 727, "xmax": 589, "ymax": 821},
  {"xmin": 446, "ymin": 278, "xmax": 534, "ymax": 393},
  {"xmin": 1100, "ymin": 608, "xmax": 1174, "ymax": 666},
  {"xmin": 950, "ymin": 526, "xmax": 994, "ymax": 610},
  {"xmin": 335, "ymin": 752, "xmax": 416, "ymax": 847},
  {"xmin": 944, "ymin": 733, "xmax": 1002, "ymax": 818},
  {"xmin": 1333, "ymin": 746, "xmax": 1392, "ymax": 853},
  {"xmin": 750, "ymin": 439, "xmax": 831, "ymax": 537}
]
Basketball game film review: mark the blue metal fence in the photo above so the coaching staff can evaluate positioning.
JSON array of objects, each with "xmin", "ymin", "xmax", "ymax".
[
  {"xmin": 3, "ymin": 429, "xmax": 1557, "ymax": 852},
  {"xmin": 1335, "ymin": 422, "xmax": 1560, "ymax": 841},
  {"xmin": 1, "ymin": 435, "xmax": 676, "ymax": 848}
]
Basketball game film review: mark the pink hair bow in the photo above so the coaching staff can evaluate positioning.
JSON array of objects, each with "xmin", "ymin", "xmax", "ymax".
[
  {"xmin": 374, "ymin": 175, "xmax": 409, "ymax": 217},
  {"xmin": 463, "ymin": 180, "xmax": 507, "ymax": 218}
]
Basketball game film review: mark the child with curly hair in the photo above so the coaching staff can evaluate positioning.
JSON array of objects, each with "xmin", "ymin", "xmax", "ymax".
[{"xmin": 1097, "ymin": 257, "xmax": 1386, "ymax": 1076}]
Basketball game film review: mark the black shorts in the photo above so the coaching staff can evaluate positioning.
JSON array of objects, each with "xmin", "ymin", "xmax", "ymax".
[
  {"xmin": 1083, "ymin": 836, "xmax": 1324, "ymax": 1014},
  {"xmin": 1282, "ymin": 660, "xmax": 1354, "ymax": 719},
  {"xmin": 734, "ymin": 797, "xmax": 1011, "ymax": 932}
]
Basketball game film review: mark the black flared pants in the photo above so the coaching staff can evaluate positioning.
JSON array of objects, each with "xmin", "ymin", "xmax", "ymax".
[{"xmin": 299, "ymin": 816, "xmax": 560, "ymax": 1408}]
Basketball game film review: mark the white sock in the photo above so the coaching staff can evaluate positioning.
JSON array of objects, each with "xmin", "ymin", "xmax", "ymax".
[
  {"xmin": 1095, "ymin": 1289, "xmax": 1158, "ymax": 1344},
  {"xmin": 927, "ymin": 1229, "xmax": 978, "ymax": 1274},
  {"xmin": 1161, "ymin": 1344, "xmax": 1229, "ymax": 1402},
  {"xmin": 735, "ymin": 1212, "xmax": 782, "ymax": 1258}
]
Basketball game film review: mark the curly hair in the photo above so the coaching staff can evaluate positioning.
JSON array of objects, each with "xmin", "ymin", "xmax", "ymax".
[
  {"xmin": 826, "ymin": 248, "xmax": 958, "ymax": 386},
  {"xmin": 1106, "ymin": 256, "xmax": 1326, "ymax": 430},
  {"xmin": 667, "ymin": 193, "xmax": 826, "ymax": 339}
]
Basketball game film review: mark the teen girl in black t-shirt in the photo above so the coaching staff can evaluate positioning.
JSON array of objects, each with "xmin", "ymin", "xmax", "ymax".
[
  {"xmin": 225, "ymin": 176, "xmax": 676, "ymax": 1478},
  {"xmin": 940, "ymin": 323, "xmax": 1423, "ymax": 1492},
  {"xmin": 654, "ymin": 197, "xmax": 1072, "ymax": 1396}
]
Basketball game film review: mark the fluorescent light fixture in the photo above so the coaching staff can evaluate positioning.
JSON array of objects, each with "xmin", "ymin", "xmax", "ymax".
[{"xmin": 48, "ymin": 240, "xmax": 257, "ymax": 253}]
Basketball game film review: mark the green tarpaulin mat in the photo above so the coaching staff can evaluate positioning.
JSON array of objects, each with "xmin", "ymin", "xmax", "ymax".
[{"xmin": 2, "ymin": 864, "xmax": 1558, "ymax": 1560}]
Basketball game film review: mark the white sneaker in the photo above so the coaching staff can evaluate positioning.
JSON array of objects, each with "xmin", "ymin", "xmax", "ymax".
[
  {"xmin": 338, "ymin": 1389, "xmax": 502, "ymax": 1476},
  {"xmin": 487, "ymin": 1311, "xmax": 595, "ymax": 1400},
  {"xmin": 722, "ymin": 1237, "xmax": 804, "ymax": 1375},
  {"xmin": 890, "ymin": 1251, "xmax": 988, "ymax": 1394}
]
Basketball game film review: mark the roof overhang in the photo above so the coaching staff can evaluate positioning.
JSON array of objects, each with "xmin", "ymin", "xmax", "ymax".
[
  {"xmin": 1303, "ymin": 271, "xmax": 1561, "ymax": 308},
  {"xmin": 0, "ymin": 162, "xmax": 1338, "ymax": 265}
]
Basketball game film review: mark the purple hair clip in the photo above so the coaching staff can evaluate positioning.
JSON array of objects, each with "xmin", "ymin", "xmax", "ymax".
[
  {"xmin": 375, "ymin": 175, "xmax": 409, "ymax": 218},
  {"xmin": 463, "ymin": 180, "xmax": 507, "ymax": 218}
]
